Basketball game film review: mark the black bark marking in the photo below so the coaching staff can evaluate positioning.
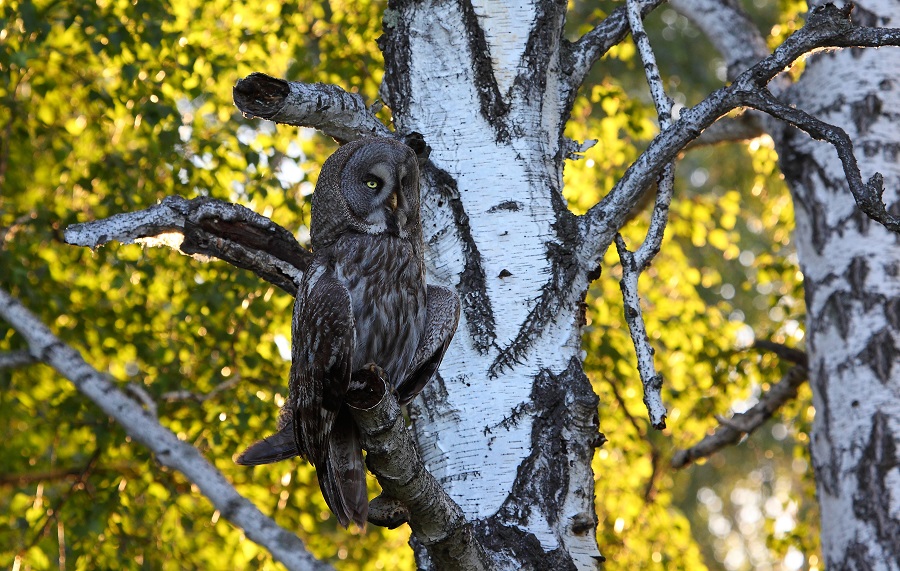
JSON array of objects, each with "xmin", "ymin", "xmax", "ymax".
[
  {"xmin": 379, "ymin": 1, "xmax": 414, "ymax": 124},
  {"xmin": 831, "ymin": 541, "xmax": 876, "ymax": 571},
  {"xmin": 488, "ymin": 190, "xmax": 580, "ymax": 378},
  {"xmin": 487, "ymin": 200, "xmax": 522, "ymax": 213},
  {"xmin": 410, "ymin": 372, "xmax": 454, "ymax": 427},
  {"xmin": 821, "ymin": 291, "xmax": 852, "ymax": 339},
  {"xmin": 850, "ymin": 93, "xmax": 882, "ymax": 136},
  {"xmin": 811, "ymin": 361, "xmax": 840, "ymax": 496},
  {"xmin": 475, "ymin": 524, "xmax": 576, "ymax": 571},
  {"xmin": 424, "ymin": 165, "xmax": 496, "ymax": 354},
  {"xmin": 850, "ymin": 4, "xmax": 887, "ymax": 28},
  {"xmin": 859, "ymin": 328, "xmax": 897, "ymax": 384},
  {"xmin": 852, "ymin": 412, "xmax": 900, "ymax": 560},
  {"xmin": 885, "ymin": 298, "xmax": 900, "ymax": 330},
  {"xmin": 475, "ymin": 359, "xmax": 601, "ymax": 567},
  {"xmin": 846, "ymin": 256, "xmax": 869, "ymax": 294},
  {"xmin": 488, "ymin": 241, "xmax": 579, "ymax": 377},
  {"xmin": 512, "ymin": 0, "xmax": 565, "ymax": 104},
  {"xmin": 458, "ymin": 0, "xmax": 510, "ymax": 142},
  {"xmin": 778, "ymin": 130, "xmax": 832, "ymax": 254}
]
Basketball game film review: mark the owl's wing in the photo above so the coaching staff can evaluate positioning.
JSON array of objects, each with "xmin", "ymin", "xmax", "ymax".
[
  {"xmin": 291, "ymin": 266, "xmax": 354, "ymax": 464},
  {"xmin": 234, "ymin": 266, "xmax": 354, "ymax": 467},
  {"xmin": 293, "ymin": 266, "xmax": 368, "ymax": 528},
  {"xmin": 395, "ymin": 284, "xmax": 461, "ymax": 405}
]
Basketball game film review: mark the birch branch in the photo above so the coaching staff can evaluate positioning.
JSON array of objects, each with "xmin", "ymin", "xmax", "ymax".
[
  {"xmin": 64, "ymin": 195, "xmax": 310, "ymax": 295},
  {"xmin": 160, "ymin": 374, "xmax": 243, "ymax": 404},
  {"xmin": 0, "ymin": 349, "xmax": 36, "ymax": 369},
  {"xmin": 346, "ymin": 368, "xmax": 489, "ymax": 571},
  {"xmin": 687, "ymin": 113, "xmax": 765, "ymax": 148},
  {"xmin": 672, "ymin": 365, "xmax": 808, "ymax": 468},
  {"xmin": 743, "ymin": 88, "xmax": 900, "ymax": 233},
  {"xmin": 611, "ymin": 0, "xmax": 676, "ymax": 430},
  {"xmin": 578, "ymin": 3, "xmax": 900, "ymax": 266},
  {"xmin": 563, "ymin": 0, "xmax": 666, "ymax": 103},
  {"xmin": 233, "ymin": 73, "xmax": 392, "ymax": 143},
  {"xmin": 0, "ymin": 287, "xmax": 332, "ymax": 571}
]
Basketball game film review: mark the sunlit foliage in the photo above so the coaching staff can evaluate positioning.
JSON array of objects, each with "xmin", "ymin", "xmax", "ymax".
[{"xmin": 3, "ymin": 0, "xmax": 814, "ymax": 569}]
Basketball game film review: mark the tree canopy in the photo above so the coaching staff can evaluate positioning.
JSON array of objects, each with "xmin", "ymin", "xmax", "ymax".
[{"xmin": 2, "ymin": 0, "xmax": 823, "ymax": 569}]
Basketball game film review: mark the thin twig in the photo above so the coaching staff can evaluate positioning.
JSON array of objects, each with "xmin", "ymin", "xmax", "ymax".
[
  {"xmin": 160, "ymin": 374, "xmax": 243, "ymax": 403},
  {"xmin": 0, "ymin": 349, "xmax": 37, "ymax": 369},
  {"xmin": 613, "ymin": 0, "xmax": 675, "ymax": 430},
  {"xmin": 752, "ymin": 339, "xmax": 808, "ymax": 367},
  {"xmin": 686, "ymin": 113, "xmax": 765, "ymax": 148},
  {"xmin": 563, "ymin": 0, "xmax": 667, "ymax": 105},
  {"xmin": 743, "ymin": 88, "xmax": 900, "ymax": 232},
  {"xmin": 672, "ymin": 365, "xmax": 808, "ymax": 469}
]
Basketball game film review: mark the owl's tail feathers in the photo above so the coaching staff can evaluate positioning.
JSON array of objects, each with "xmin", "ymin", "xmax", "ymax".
[
  {"xmin": 319, "ymin": 407, "xmax": 368, "ymax": 529},
  {"xmin": 234, "ymin": 425, "xmax": 299, "ymax": 465}
]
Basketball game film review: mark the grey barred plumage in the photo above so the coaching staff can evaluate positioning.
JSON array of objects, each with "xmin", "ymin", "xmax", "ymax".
[{"xmin": 236, "ymin": 137, "xmax": 460, "ymax": 529}]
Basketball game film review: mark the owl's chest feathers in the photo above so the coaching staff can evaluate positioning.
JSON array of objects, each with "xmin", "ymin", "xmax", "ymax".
[{"xmin": 328, "ymin": 235, "xmax": 426, "ymax": 382}]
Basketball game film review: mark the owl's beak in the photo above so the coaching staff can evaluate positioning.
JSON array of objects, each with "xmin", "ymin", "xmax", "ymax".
[{"xmin": 388, "ymin": 191, "xmax": 398, "ymax": 211}]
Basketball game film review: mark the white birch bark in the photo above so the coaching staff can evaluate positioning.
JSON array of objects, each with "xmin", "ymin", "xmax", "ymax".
[
  {"xmin": 381, "ymin": 2, "xmax": 604, "ymax": 567},
  {"xmin": 774, "ymin": 1, "xmax": 900, "ymax": 567}
]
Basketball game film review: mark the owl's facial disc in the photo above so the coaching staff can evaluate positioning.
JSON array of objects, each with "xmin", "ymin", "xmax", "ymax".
[{"xmin": 366, "ymin": 162, "xmax": 402, "ymax": 216}]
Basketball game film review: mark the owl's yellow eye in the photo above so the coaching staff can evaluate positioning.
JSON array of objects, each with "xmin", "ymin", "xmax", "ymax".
[{"xmin": 365, "ymin": 180, "xmax": 379, "ymax": 189}]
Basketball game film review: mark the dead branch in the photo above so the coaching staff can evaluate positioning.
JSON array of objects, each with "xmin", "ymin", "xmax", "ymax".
[
  {"xmin": 672, "ymin": 365, "xmax": 808, "ymax": 469},
  {"xmin": 64, "ymin": 195, "xmax": 310, "ymax": 295},
  {"xmin": 232, "ymin": 73, "xmax": 392, "ymax": 144}
]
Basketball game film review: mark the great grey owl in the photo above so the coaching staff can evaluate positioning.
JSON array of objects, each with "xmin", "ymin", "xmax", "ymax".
[{"xmin": 236, "ymin": 137, "xmax": 460, "ymax": 529}]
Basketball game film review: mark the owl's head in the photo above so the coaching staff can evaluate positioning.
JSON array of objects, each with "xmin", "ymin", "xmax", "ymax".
[{"xmin": 310, "ymin": 137, "xmax": 421, "ymax": 251}]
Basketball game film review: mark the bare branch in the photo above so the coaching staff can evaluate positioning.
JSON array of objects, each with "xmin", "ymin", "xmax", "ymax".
[
  {"xmin": 610, "ymin": 0, "xmax": 678, "ymax": 430},
  {"xmin": 0, "ymin": 287, "xmax": 332, "ymax": 571},
  {"xmin": 672, "ymin": 365, "xmax": 808, "ymax": 469},
  {"xmin": 687, "ymin": 113, "xmax": 765, "ymax": 148},
  {"xmin": 578, "ymin": 4, "xmax": 900, "ymax": 267},
  {"xmin": 160, "ymin": 374, "xmax": 243, "ymax": 404},
  {"xmin": 615, "ymin": 236, "xmax": 667, "ymax": 430},
  {"xmin": 233, "ymin": 73, "xmax": 392, "ymax": 144},
  {"xmin": 743, "ymin": 88, "xmax": 900, "ymax": 233},
  {"xmin": 0, "ymin": 349, "xmax": 36, "ymax": 369},
  {"xmin": 347, "ymin": 369, "xmax": 489, "ymax": 571},
  {"xmin": 64, "ymin": 195, "xmax": 310, "ymax": 295},
  {"xmin": 753, "ymin": 339, "xmax": 808, "ymax": 367},
  {"xmin": 563, "ymin": 0, "xmax": 666, "ymax": 102}
]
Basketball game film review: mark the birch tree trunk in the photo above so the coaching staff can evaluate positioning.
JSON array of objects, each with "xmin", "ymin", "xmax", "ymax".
[
  {"xmin": 379, "ymin": 2, "xmax": 605, "ymax": 568},
  {"xmin": 775, "ymin": 1, "xmax": 900, "ymax": 566}
]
